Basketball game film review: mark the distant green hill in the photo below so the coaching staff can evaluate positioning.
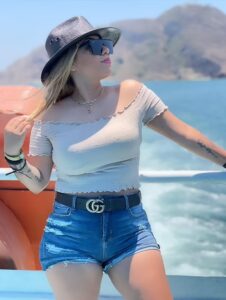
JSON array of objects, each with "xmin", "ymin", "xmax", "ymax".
[{"xmin": 1, "ymin": 4, "xmax": 226, "ymax": 85}]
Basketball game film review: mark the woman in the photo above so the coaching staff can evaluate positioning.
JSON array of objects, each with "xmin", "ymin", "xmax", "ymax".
[{"xmin": 4, "ymin": 16, "xmax": 226, "ymax": 300}]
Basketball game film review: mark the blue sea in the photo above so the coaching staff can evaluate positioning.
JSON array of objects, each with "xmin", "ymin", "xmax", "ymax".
[{"xmin": 139, "ymin": 79, "xmax": 226, "ymax": 277}]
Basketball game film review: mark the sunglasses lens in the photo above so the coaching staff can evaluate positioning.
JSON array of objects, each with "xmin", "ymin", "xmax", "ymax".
[
  {"xmin": 90, "ymin": 39, "xmax": 113, "ymax": 55},
  {"xmin": 80, "ymin": 39, "xmax": 113, "ymax": 55}
]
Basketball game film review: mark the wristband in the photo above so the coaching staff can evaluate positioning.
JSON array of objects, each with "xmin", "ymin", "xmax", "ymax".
[
  {"xmin": 5, "ymin": 154, "xmax": 25, "ymax": 162},
  {"xmin": 5, "ymin": 156, "xmax": 25, "ymax": 165},
  {"xmin": 4, "ymin": 149, "xmax": 23, "ymax": 160},
  {"xmin": 4, "ymin": 150, "xmax": 25, "ymax": 165}
]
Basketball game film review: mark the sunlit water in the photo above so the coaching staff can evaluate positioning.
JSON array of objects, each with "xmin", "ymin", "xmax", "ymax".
[{"xmin": 140, "ymin": 79, "xmax": 226, "ymax": 276}]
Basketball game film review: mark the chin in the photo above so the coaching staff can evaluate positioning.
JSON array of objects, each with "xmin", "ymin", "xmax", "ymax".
[
  {"xmin": 100, "ymin": 74, "xmax": 111, "ymax": 80},
  {"xmin": 98, "ymin": 70, "xmax": 111, "ymax": 80}
]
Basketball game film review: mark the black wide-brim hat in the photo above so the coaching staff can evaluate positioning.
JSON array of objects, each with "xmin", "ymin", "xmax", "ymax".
[{"xmin": 41, "ymin": 16, "xmax": 121, "ymax": 83}]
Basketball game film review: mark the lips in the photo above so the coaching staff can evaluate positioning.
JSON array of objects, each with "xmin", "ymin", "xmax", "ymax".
[{"xmin": 101, "ymin": 58, "xmax": 111, "ymax": 63}]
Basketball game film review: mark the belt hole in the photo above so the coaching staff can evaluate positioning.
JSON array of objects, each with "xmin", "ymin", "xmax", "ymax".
[
  {"xmin": 124, "ymin": 195, "xmax": 129, "ymax": 209},
  {"xmin": 72, "ymin": 195, "xmax": 77, "ymax": 208}
]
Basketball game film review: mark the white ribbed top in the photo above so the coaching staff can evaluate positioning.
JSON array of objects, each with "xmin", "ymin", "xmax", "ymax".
[{"xmin": 28, "ymin": 83, "xmax": 168, "ymax": 193}]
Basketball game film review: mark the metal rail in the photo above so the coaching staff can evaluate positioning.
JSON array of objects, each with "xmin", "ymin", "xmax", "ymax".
[{"xmin": 1, "ymin": 168, "xmax": 226, "ymax": 183}]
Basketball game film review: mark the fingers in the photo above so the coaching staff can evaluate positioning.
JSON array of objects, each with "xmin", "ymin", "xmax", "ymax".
[
  {"xmin": 7, "ymin": 115, "xmax": 32, "ymax": 135},
  {"xmin": 16, "ymin": 119, "xmax": 31, "ymax": 134},
  {"xmin": 9, "ymin": 115, "xmax": 29, "ymax": 126}
]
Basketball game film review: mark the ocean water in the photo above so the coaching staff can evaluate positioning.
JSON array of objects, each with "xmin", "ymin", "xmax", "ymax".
[{"xmin": 139, "ymin": 79, "xmax": 226, "ymax": 277}]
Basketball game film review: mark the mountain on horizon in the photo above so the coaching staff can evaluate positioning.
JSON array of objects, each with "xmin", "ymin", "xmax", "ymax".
[{"xmin": 1, "ymin": 4, "xmax": 226, "ymax": 85}]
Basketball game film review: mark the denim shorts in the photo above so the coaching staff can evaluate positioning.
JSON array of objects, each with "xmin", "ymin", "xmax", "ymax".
[{"xmin": 39, "ymin": 191, "xmax": 161, "ymax": 274}]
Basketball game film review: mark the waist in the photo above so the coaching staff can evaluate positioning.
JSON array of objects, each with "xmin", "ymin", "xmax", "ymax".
[
  {"xmin": 57, "ymin": 188, "xmax": 140, "ymax": 197},
  {"xmin": 55, "ymin": 168, "xmax": 140, "ymax": 194},
  {"xmin": 55, "ymin": 190, "xmax": 142, "ymax": 213}
]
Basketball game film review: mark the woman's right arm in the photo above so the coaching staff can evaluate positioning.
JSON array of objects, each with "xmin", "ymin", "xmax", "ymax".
[
  {"xmin": 4, "ymin": 115, "xmax": 54, "ymax": 194},
  {"xmin": 11, "ymin": 155, "xmax": 54, "ymax": 194}
]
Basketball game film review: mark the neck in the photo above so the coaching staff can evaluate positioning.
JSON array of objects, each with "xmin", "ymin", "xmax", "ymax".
[{"xmin": 72, "ymin": 76, "xmax": 102, "ymax": 103}]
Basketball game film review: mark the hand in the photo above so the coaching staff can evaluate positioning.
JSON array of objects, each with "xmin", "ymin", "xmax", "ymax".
[{"xmin": 4, "ymin": 115, "xmax": 32, "ymax": 155}]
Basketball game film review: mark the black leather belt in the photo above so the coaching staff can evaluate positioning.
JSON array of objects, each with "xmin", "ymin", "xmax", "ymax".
[{"xmin": 55, "ymin": 190, "xmax": 141, "ymax": 213}]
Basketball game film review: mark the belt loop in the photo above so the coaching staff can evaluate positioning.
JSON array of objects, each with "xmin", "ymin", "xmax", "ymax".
[
  {"xmin": 124, "ymin": 195, "xmax": 129, "ymax": 209},
  {"xmin": 72, "ymin": 195, "xmax": 77, "ymax": 209}
]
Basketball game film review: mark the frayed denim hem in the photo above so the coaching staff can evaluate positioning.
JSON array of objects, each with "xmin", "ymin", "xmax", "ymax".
[{"xmin": 103, "ymin": 245, "xmax": 161, "ymax": 274}]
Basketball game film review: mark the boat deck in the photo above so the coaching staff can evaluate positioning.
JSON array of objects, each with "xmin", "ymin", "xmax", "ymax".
[{"xmin": 0, "ymin": 270, "xmax": 226, "ymax": 299}]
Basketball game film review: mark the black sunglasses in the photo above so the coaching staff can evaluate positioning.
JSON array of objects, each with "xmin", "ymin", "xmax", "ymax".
[{"xmin": 79, "ymin": 38, "xmax": 113, "ymax": 55}]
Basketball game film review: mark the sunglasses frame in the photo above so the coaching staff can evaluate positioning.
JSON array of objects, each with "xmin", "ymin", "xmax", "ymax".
[{"xmin": 78, "ymin": 38, "xmax": 113, "ymax": 55}]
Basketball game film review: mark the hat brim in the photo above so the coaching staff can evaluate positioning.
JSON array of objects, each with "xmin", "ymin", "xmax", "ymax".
[{"xmin": 41, "ymin": 27, "xmax": 121, "ymax": 83}]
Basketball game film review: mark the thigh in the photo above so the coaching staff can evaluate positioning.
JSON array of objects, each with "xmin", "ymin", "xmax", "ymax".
[
  {"xmin": 46, "ymin": 262, "xmax": 103, "ymax": 300},
  {"xmin": 108, "ymin": 250, "xmax": 174, "ymax": 300}
]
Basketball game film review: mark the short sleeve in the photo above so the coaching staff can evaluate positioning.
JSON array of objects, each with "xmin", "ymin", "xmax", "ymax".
[
  {"xmin": 28, "ymin": 121, "xmax": 53, "ymax": 156},
  {"xmin": 141, "ymin": 84, "xmax": 168, "ymax": 126}
]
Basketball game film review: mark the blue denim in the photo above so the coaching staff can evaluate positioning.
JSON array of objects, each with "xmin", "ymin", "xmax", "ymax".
[{"xmin": 39, "ymin": 191, "xmax": 161, "ymax": 274}]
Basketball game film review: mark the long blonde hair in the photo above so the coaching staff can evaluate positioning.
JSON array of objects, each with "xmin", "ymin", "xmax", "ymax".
[{"xmin": 27, "ymin": 43, "xmax": 80, "ymax": 122}]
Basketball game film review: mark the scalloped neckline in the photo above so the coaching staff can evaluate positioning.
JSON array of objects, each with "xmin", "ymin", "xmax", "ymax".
[{"xmin": 36, "ymin": 84, "xmax": 144, "ymax": 126}]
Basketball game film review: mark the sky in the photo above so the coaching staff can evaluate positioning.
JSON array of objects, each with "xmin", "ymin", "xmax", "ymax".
[{"xmin": 1, "ymin": 0, "xmax": 226, "ymax": 71}]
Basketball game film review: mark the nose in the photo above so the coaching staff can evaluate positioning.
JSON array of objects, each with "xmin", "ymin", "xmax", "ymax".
[{"xmin": 102, "ymin": 45, "xmax": 110, "ymax": 55}]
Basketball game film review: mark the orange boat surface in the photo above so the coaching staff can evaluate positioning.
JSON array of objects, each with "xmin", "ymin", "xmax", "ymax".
[{"xmin": 0, "ymin": 86, "xmax": 55, "ymax": 270}]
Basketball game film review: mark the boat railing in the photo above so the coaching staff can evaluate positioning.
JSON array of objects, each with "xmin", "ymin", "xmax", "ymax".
[{"xmin": 1, "ymin": 168, "xmax": 226, "ymax": 183}]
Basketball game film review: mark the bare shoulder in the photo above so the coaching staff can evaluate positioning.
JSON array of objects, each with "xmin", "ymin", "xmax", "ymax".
[
  {"xmin": 120, "ymin": 79, "xmax": 143, "ymax": 98},
  {"xmin": 121, "ymin": 78, "xmax": 143, "ymax": 90}
]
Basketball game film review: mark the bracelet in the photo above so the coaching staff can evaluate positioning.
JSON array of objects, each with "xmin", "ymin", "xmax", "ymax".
[
  {"xmin": 4, "ymin": 149, "xmax": 23, "ymax": 160},
  {"xmin": 4, "ymin": 150, "xmax": 25, "ymax": 164},
  {"xmin": 5, "ymin": 159, "xmax": 27, "ymax": 176},
  {"xmin": 5, "ymin": 154, "xmax": 23, "ymax": 161},
  {"xmin": 5, "ymin": 154, "xmax": 25, "ymax": 165},
  {"xmin": 5, "ymin": 156, "xmax": 24, "ymax": 165},
  {"xmin": 223, "ymin": 163, "xmax": 226, "ymax": 168}
]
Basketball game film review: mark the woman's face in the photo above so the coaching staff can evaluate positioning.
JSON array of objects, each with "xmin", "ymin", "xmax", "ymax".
[{"xmin": 72, "ymin": 35, "xmax": 112, "ymax": 80}]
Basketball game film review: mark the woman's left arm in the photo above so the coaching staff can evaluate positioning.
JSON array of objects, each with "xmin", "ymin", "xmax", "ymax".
[{"xmin": 147, "ymin": 110, "xmax": 226, "ymax": 168}]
